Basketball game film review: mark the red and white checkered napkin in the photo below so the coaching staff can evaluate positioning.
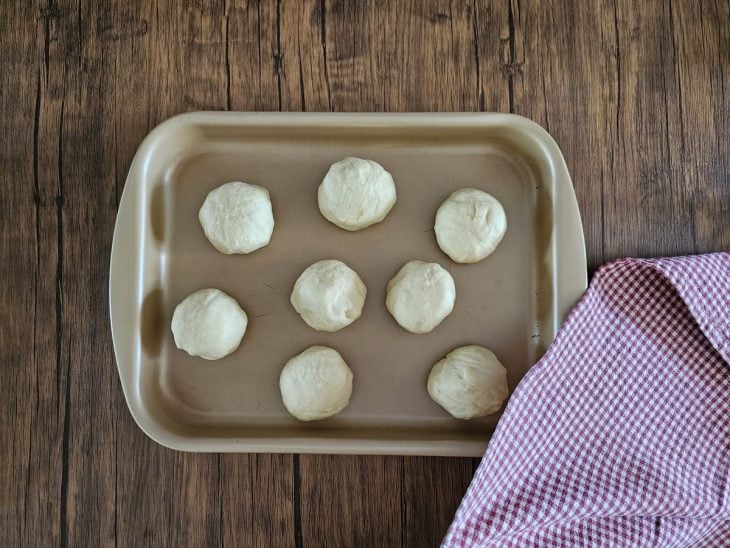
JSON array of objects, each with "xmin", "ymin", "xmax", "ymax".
[{"xmin": 444, "ymin": 253, "xmax": 730, "ymax": 547}]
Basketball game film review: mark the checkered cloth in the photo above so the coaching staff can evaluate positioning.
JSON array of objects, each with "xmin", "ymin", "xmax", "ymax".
[{"xmin": 444, "ymin": 254, "xmax": 730, "ymax": 547}]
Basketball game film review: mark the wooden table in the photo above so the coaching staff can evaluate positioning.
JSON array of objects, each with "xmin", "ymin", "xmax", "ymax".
[{"xmin": 2, "ymin": 1, "xmax": 727, "ymax": 546}]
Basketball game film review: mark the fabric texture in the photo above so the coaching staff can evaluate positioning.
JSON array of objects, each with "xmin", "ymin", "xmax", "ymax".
[{"xmin": 444, "ymin": 254, "xmax": 730, "ymax": 547}]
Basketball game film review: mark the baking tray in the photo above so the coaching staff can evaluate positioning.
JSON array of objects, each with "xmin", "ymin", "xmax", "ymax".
[{"xmin": 109, "ymin": 112, "xmax": 586, "ymax": 456}]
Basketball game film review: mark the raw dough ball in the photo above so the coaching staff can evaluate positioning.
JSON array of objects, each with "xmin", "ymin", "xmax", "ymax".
[
  {"xmin": 428, "ymin": 345, "xmax": 509, "ymax": 419},
  {"xmin": 318, "ymin": 157, "xmax": 397, "ymax": 231},
  {"xmin": 279, "ymin": 346, "xmax": 353, "ymax": 421},
  {"xmin": 435, "ymin": 188, "xmax": 507, "ymax": 263},
  {"xmin": 386, "ymin": 260, "xmax": 456, "ymax": 334},
  {"xmin": 199, "ymin": 181, "xmax": 275, "ymax": 254},
  {"xmin": 171, "ymin": 288, "xmax": 248, "ymax": 360},
  {"xmin": 290, "ymin": 259, "xmax": 367, "ymax": 332}
]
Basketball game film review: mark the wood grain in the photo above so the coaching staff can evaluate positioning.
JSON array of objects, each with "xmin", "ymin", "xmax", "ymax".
[{"xmin": 1, "ymin": 1, "xmax": 727, "ymax": 547}]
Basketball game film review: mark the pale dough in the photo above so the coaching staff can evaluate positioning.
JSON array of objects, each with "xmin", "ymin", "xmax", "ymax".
[
  {"xmin": 318, "ymin": 157, "xmax": 397, "ymax": 231},
  {"xmin": 427, "ymin": 345, "xmax": 509, "ymax": 419},
  {"xmin": 199, "ymin": 181, "xmax": 275, "ymax": 254},
  {"xmin": 290, "ymin": 259, "xmax": 367, "ymax": 332},
  {"xmin": 171, "ymin": 288, "xmax": 248, "ymax": 360},
  {"xmin": 434, "ymin": 188, "xmax": 507, "ymax": 263},
  {"xmin": 386, "ymin": 260, "xmax": 456, "ymax": 334},
  {"xmin": 279, "ymin": 346, "xmax": 353, "ymax": 421}
]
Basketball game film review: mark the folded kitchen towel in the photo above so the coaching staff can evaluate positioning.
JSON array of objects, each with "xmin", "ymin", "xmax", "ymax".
[{"xmin": 444, "ymin": 254, "xmax": 730, "ymax": 547}]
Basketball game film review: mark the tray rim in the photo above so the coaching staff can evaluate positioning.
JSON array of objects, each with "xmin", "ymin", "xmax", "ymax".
[{"xmin": 109, "ymin": 111, "xmax": 587, "ymax": 456}]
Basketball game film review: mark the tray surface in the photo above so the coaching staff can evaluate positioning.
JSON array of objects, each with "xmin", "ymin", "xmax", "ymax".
[{"xmin": 110, "ymin": 112, "xmax": 586, "ymax": 456}]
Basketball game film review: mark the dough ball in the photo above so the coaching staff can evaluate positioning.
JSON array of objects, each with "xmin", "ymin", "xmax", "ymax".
[
  {"xmin": 386, "ymin": 260, "xmax": 455, "ymax": 334},
  {"xmin": 290, "ymin": 259, "xmax": 367, "ymax": 332},
  {"xmin": 279, "ymin": 346, "xmax": 353, "ymax": 421},
  {"xmin": 199, "ymin": 181, "xmax": 275, "ymax": 254},
  {"xmin": 428, "ymin": 345, "xmax": 509, "ymax": 419},
  {"xmin": 171, "ymin": 288, "xmax": 248, "ymax": 360},
  {"xmin": 318, "ymin": 157, "xmax": 397, "ymax": 231},
  {"xmin": 435, "ymin": 188, "xmax": 507, "ymax": 263}
]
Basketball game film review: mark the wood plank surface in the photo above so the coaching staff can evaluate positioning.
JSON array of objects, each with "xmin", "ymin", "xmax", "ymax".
[{"xmin": 1, "ymin": 1, "xmax": 727, "ymax": 547}]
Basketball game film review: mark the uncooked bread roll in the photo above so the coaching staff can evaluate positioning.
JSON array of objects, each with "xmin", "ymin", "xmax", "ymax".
[
  {"xmin": 386, "ymin": 260, "xmax": 455, "ymax": 334},
  {"xmin": 318, "ymin": 157, "xmax": 397, "ymax": 231},
  {"xmin": 428, "ymin": 345, "xmax": 509, "ymax": 419},
  {"xmin": 290, "ymin": 259, "xmax": 367, "ymax": 332},
  {"xmin": 434, "ymin": 188, "xmax": 507, "ymax": 263},
  {"xmin": 171, "ymin": 288, "xmax": 248, "ymax": 360},
  {"xmin": 199, "ymin": 181, "xmax": 275, "ymax": 254},
  {"xmin": 279, "ymin": 346, "xmax": 353, "ymax": 421}
]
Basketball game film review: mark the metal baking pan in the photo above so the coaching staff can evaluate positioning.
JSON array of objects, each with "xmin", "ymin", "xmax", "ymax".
[{"xmin": 109, "ymin": 112, "xmax": 586, "ymax": 456}]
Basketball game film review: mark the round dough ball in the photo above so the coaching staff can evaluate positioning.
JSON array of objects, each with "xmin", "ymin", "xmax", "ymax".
[
  {"xmin": 290, "ymin": 259, "xmax": 367, "ymax": 332},
  {"xmin": 199, "ymin": 181, "xmax": 275, "ymax": 254},
  {"xmin": 171, "ymin": 288, "xmax": 248, "ymax": 360},
  {"xmin": 279, "ymin": 346, "xmax": 353, "ymax": 421},
  {"xmin": 428, "ymin": 345, "xmax": 509, "ymax": 419},
  {"xmin": 435, "ymin": 188, "xmax": 507, "ymax": 263},
  {"xmin": 318, "ymin": 157, "xmax": 397, "ymax": 231},
  {"xmin": 386, "ymin": 260, "xmax": 456, "ymax": 334}
]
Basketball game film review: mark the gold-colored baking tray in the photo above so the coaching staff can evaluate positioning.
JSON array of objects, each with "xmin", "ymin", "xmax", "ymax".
[{"xmin": 109, "ymin": 113, "xmax": 586, "ymax": 456}]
